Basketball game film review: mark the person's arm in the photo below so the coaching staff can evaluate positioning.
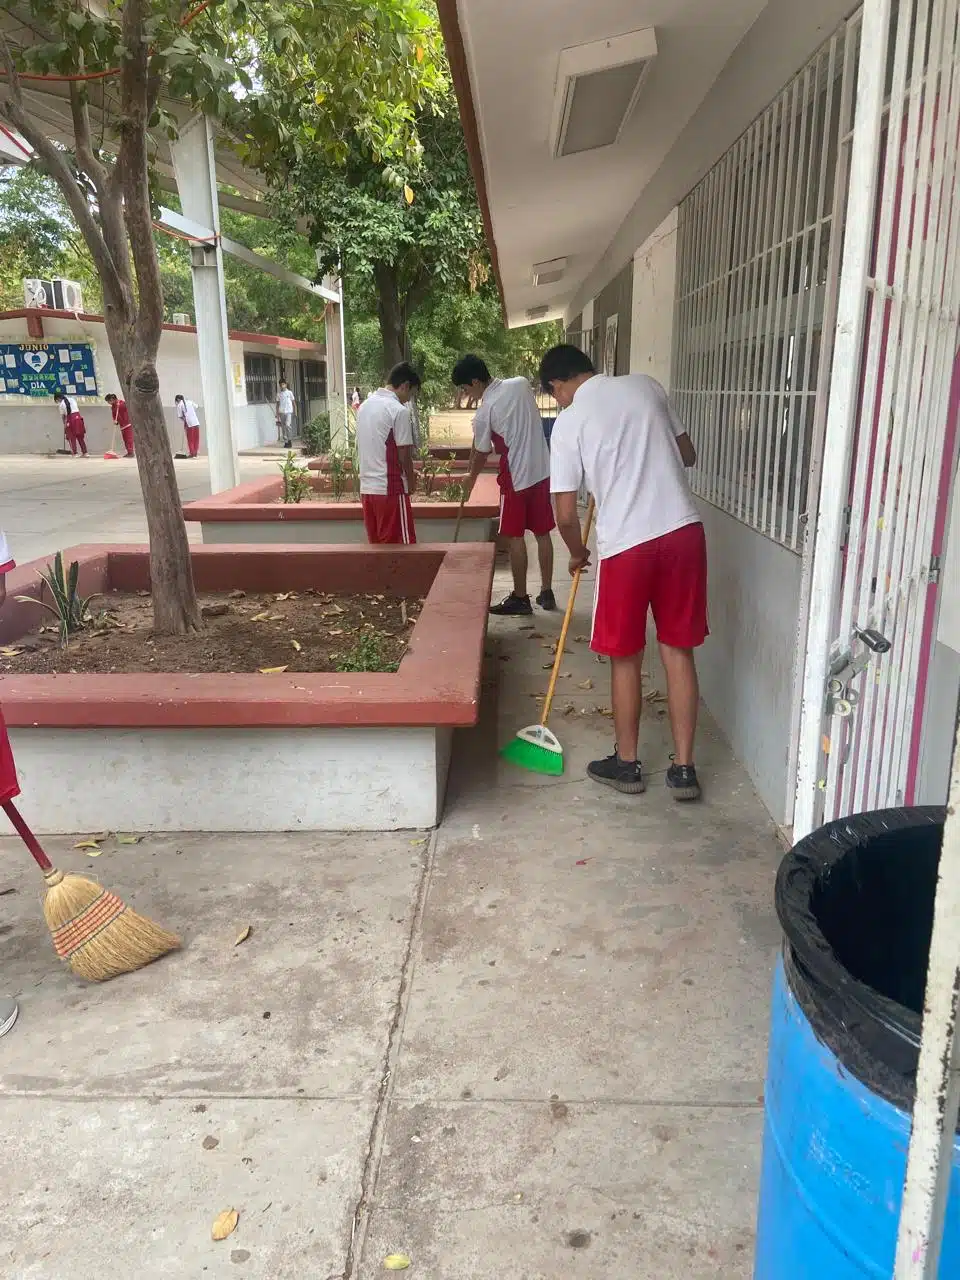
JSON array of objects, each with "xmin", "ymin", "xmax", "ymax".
[
  {"xmin": 398, "ymin": 445, "xmax": 415, "ymax": 494},
  {"xmin": 658, "ymin": 382, "xmax": 696, "ymax": 467},
  {"xmin": 550, "ymin": 421, "xmax": 589, "ymax": 574},
  {"xmin": 466, "ymin": 404, "xmax": 493, "ymax": 495},
  {"xmin": 395, "ymin": 407, "xmax": 416, "ymax": 494},
  {"xmin": 0, "ymin": 531, "xmax": 14, "ymax": 609}
]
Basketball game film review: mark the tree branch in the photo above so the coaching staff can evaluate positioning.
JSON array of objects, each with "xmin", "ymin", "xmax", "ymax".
[
  {"xmin": 403, "ymin": 269, "xmax": 432, "ymax": 323},
  {"xmin": 0, "ymin": 32, "xmax": 126, "ymax": 307},
  {"xmin": 69, "ymin": 81, "xmax": 133, "ymax": 304}
]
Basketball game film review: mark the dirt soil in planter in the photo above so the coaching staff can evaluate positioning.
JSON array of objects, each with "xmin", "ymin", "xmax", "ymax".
[
  {"xmin": 277, "ymin": 488, "xmax": 465, "ymax": 506},
  {"xmin": 0, "ymin": 590, "xmax": 422, "ymax": 676}
]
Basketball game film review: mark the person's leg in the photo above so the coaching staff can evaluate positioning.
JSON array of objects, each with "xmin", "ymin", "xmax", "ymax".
[
  {"xmin": 536, "ymin": 534, "xmax": 553, "ymax": 593},
  {"xmin": 66, "ymin": 423, "xmax": 78, "ymax": 456},
  {"xmin": 610, "ymin": 651, "xmax": 644, "ymax": 762},
  {"xmin": 509, "ymin": 535, "xmax": 528, "ymax": 596},
  {"xmin": 658, "ymin": 644, "xmax": 699, "ymax": 765},
  {"xmin": 187, "ymin": 425, "xmax": 200, "ymax": 457},
  {"xmin": 120, "ymin": 424, "xmax": 134, "ymax": 456}
]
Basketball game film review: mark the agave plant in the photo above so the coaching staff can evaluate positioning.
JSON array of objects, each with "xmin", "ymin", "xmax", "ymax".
[{"xmin": 17, "ymin": 552, "xmax": 98, "ymax": 645}]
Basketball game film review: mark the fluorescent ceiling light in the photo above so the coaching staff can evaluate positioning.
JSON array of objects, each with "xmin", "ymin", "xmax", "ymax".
[{"xmin": 550, "ymin": 28, "xmax": 658, "ymax": 158}]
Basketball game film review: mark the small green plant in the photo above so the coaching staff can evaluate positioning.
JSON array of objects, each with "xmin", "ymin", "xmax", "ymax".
[
  {"xmin": 327, "ymin": 447, "xmax": 354, "ymax": 501},
  {"xmin": 278, "ymin": 451, "xmax": 313, "ymax": 503},
  {"xmin": 335, "ymin": 628, "xmax": 400, "ymax": 673},
  {"xmin": 301, "ymin": 411, "xmax": 331, "ymax": 456},
  {"xmin": 17, "ymin": 551, "xmax": 98, "ymax": 645},
  {"xmin": 443, "ymin": 480, "xmax": 467, "ymax": 505}
]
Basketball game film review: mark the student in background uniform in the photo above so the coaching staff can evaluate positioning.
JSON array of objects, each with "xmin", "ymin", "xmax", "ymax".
[
  {"xmin": 0, "ymin": 527, "xmax": 18, "ymax": 1038},
  {"xmin": 53, "ymin": 392, "xmax": 87, "ymax": 456},
  {"xmin": 276, "ymin": 379, "xmax": 296, "ymax": 448},
  {"xmin": 453, "ymin": 354, "xmax": 556, "ymax": 615},
  {"xmin": 104, "ymin": 393, "xmax": 134, "ymax": 457},
  {"xmin": 542, "ymin": 343, "xmax": 706, "ymax": 802},
  {"xmin": 356, "ymin": 362, "xmax": 420, "ymax": 545},
  {"xmin": 174, "ymin": 395, "xmax": 201, "ymax": 458}
]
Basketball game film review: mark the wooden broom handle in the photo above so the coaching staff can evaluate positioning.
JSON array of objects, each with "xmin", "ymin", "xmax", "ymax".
[
  {"xmin": 453, "ymin": 447, "xmax": 471, "ymax": 543},
  {"xmin": 541, "ymin": 496, "xmax": 595, "ymax": 727},
  {"xmin": 2, "ymin": 799, "xmax": 54, "ymax": 872}
]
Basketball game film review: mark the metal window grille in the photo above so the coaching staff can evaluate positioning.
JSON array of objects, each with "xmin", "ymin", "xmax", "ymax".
[
  {"xmin": 244, "ymin": 354, "xmax": 278, "ymax": 404},
  {"xmin": 672, "ymin": 20, "xmax": 862, "ymax": 551},
  {"xmin": 795, "ymin": 0, "xmax": 960, "ymax": 835},
  {"xmin": 302, "ymin": 359, "xmax": 326, "ymax": 402}
]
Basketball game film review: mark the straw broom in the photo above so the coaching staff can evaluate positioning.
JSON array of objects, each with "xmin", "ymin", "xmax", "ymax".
[{"xmin": 1, "ymin": 799, "xmax": 180, "ymax": 982}]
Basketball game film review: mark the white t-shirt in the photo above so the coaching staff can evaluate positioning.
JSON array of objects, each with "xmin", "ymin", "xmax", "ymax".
[
  {"xmin": 550, "ymin": 374, "xmax": 700, "ymax": 560},
  {"xmin": 177, "ymin": 399, "xmax": 200, "ymax": 428},
  {"xmin": 356, "ymin": 388, "xmax": 414, "ymax": 496},
  {"xmin": 57, "ymin": 396, "xmax": 77, "ymax": 421},
  {"xmin": 277, "ymin": 388, "xmax": 295, "ymax": 415},
  {"xmin": 0, "ymin": 528, "xmax": 13, "ymax": 573},
  {"xmin": 473, "ymin": 377, "xmax": 550, "ymax": 492}
]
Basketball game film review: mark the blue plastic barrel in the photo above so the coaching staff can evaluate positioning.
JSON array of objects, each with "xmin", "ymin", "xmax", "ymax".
[{"xmin": 755, "ymin": 806, "xmax": 960, "ymax": 1277}]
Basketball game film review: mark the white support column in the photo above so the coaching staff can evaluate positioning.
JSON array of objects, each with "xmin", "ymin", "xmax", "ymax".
[
  {"xmin": 322, "ymin": 264, "xmax": 349, "ymax": 449},
  {"xmin": 894, "ymin": 704, "xmax": 960, "ymax": 1276},
  {"xmin": 171, "ymin": 115, "xmax": 239, "ymax": 493}
]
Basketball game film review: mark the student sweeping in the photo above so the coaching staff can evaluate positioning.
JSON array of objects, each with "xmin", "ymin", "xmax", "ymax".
[
  {"xmin": 53, "ymin": 392, "xmax": 87, "ymax": 456},
  {"xmin": 104, "ymin": 393, "xmax": 134, "ymax": 457},
  {"xmin": 355, "ymin": 362, "xmax": 420, "ymax": 545},
  {"xmin": 541, "ymin": 344, "xmax": 706, "ymax": 801},
  {"xmin": 453, "ymin": 354, "xmax": 556, "ymax": 614},
  {"xmin": 174, "ymin": 394, "xmax": 201, "ymax": 458},
  {"xmin": 0, "ymin": 530, "xmax": 17, "ymax": 1038}
]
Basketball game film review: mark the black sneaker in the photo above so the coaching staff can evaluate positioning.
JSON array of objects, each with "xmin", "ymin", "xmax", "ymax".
[
  {"xmin": 666, "ymin": 763, "xmax": 701, "ymax": 801},
  {"xmin": 489, "ymin": 592, "xmax": 533, "ymax": 616},
  {"xmin": 587, "ymin": 750, "xmax": 646, "ymax": 794},
  {"xmin": 536, "ymin": 588, "xmax": 557, "ymax": 611}
]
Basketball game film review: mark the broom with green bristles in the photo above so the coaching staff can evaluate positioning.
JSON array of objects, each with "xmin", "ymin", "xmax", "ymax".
[{"xmin": 500, "ymin": 497, "xmax": 594, "ymax": 775}]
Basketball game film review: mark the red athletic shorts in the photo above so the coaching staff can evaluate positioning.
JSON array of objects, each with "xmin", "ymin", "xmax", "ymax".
[
  {"xmin": 591, "ymin": 521, "xmax": 708, "ymax": 657},
  {"xmin": 498, "ymin": 477, "xmax": 556, "ymax": 538},
  {"xmin": 0, "ymin": 704, "xmax": 20, "ymax": 805},
  {"xmin": 362, "ymin": 492, "xmax": 417, "ymax": 545}
]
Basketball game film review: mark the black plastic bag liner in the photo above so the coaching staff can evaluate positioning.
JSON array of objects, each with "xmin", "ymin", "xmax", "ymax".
[{"xmin": 776, "ymin": 805, "xmax": 946, "ymax": 1112}]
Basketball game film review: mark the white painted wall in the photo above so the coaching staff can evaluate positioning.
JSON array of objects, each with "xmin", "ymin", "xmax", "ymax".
[
  {"xmin": 696, "ymin": 500, "xmax": 803, "ymax": 825},
  {"xmin": 629, "ymin": 209, "xmax": 679, "ymax": 390},
  {"xmin": 0, "ymin": 317, "xmax": 321, "ymax": 455},
  {"xmin": 9, "ymin": 724, "xmax": 454, "ymax": 832}
]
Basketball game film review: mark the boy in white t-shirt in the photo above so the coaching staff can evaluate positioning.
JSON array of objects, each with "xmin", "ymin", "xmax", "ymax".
[
  {"xmin": 174, "ymin": 395, "xmax": 201, "ymax": 458},
  {"xmin": 453, "ymin": 354, "xmax": 556, "ymax": 615},
  {"xmin": 276, "ymin": 380, "xmax": 296, "ymax": 448},
  {"xmin": 355, "ymin": 362, "xmax": 420, "ymax": 545},
  {"xmin": 542, "ymin": 344, "xmax": 706, "ymax": 801}
]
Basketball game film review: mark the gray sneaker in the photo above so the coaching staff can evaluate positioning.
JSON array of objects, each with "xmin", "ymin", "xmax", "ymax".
[{"xmin": 0, "ymin": 997, "xmax": 19, "ymax": 1038}]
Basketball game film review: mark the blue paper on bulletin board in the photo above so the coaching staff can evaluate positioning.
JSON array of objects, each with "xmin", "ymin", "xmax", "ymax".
[{"xmin": 0, "ymin": 342, "xmax": 98, "ymax": 399}]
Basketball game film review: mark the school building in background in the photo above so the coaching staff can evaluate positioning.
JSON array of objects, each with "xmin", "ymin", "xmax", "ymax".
[{"xmin": 0, "ymin": 307, "xmax": 327, "ymax": 456}]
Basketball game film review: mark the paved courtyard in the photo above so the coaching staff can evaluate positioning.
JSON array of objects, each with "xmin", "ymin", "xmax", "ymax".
[{"xmin": 0, "ymin": 456, "xmax": 780, "ymax": 1278}]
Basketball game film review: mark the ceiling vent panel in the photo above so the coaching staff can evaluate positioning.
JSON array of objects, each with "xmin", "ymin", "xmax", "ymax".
[
  {"xmin": 526, "ymin": 305, "xmax": 550, "ymax": 320},
  {"xmin": 550, "ymin": 28, "xmax": 658, "ymax": 158},
  {"xmin": 532, "ymin": 257, "xmax": 567, "ymax": 287}
]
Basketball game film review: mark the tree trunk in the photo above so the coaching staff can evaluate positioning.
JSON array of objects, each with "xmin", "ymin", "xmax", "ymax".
[{"xmin": 373, "ymin": 262, "xmax": 407, "ymax": 373}]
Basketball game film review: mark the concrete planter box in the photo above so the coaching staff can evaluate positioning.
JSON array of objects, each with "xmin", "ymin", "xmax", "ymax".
[
  {"xmin": 184, "ymin": 473, "xmax": 501, "ymax": 545},
  {"xmin": 0, "ymin": 543, "xmax": 494, "ymax": 833}
]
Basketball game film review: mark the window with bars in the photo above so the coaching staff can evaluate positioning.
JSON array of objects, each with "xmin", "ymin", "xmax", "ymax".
[
  {"xmin": 244, "ymin": 354, "xmax": 278, "ymax": 404},
  {"xmin": 302, "ymin": 359, "xmax": 326, "ymax": 402},
  {"xmin": 672, "ymin": 20, "xmax": 860, "ymax": 551}
]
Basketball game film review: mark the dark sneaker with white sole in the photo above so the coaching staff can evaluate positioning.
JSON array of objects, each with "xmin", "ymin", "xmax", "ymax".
[
  {"xmin": 666, "ymin": 763, "xmax": 701, "ymax": 801},
  {"xmin": 587, "ymin": 750, "xmax": 646, "ymax": 794},
  {"xmin": 536, "ymin": 588, "xmax": 557, "ymax": 611},
  {"xmin": 489, "ymin": 592, "xmax": 533, "ymax": 616}
]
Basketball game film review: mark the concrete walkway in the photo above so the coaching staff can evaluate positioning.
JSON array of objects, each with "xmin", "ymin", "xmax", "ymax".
[{"xmin": 0, "ymin": 461, "xmax": 780, "ymax": 1277}]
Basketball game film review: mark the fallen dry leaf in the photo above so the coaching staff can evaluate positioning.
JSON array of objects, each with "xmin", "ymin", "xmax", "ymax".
[
  {"xmin": 383, "ymin": 1258, "xmax": 411, "ymax": 1272},
  {"xmin": 250, "ymin": 611, "xmax": 270, "ymax": 622},
  {"xmin": 235, "ymin": 925, "xmax": 252, "ymax": 946},
  {"xmin": 290, "ymin": 640, "xmax": 302, "ymax": 652},
  {"xmin": 275, "ymin": 592, "xmax": 295, "ymax": 601},
  {"xmin": 0, "ymin": 646, "xmax": 23, "ymax": 657},
  {"xmin": 323, "ymin": 604, "xmax": 344, "ymax": 616},
  {"xmin": 73, "ymin": 839, "xmax": 101, "ymax": 851},
  {"xmin": 562, "ymin": 704, "xmax": 576, "ymax": 716},
  {"xmin": 572, "ymin": 635, "xmax": 588, "ymax": 644},
  {"xmin": 268, "ymin": 615, "xmax": 283, "ymax": 622},
  {"xmin": 527, "ymin": 631, "xmax": 544, "ymax": 640},
  {"xmin": 540, "ymin": 642, "xmax": 553, "ymax": 650},
  {"xmin": 228, "ymin": 589, "xmax": 246, "ymax": 600},
  {"xmin": 541, "ymin": 662, "xmax": 554, "ymax": 670},
  {"xmin": 117, "ymin": 834, "xmax": 142, "ymax": 845},
  {"xmin": 258, "ymin": 665, "xmax": 289, "ymax": 674},
  {"xmin": 409, "ymin": 838, "xmax": 427, "ymax": 846},
  {"xmin": 211, "ymin": 1209, "xmax": 239, "ymax": 1241},
  {"xmin": 577, "ymin": 679, "xmax": 594, "ymax": 691}
]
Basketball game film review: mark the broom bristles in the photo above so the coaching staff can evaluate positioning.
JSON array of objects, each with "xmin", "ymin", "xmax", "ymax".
[{"xmin": 42, "ymin": 868, "xmax": 180, "ymax": 982}]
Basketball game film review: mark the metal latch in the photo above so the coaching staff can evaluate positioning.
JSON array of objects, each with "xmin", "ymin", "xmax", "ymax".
[{"xmin": 826, "ymin": 626, "xmax": 892, "ymax": 717}]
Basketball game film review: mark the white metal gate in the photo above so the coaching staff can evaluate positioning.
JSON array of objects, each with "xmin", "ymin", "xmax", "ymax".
[{"xmin": 795, "ymin": 0, "xmax": 960, "ymax": 837}]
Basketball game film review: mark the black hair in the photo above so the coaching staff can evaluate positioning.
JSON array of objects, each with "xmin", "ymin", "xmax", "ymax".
[
  {"xmin": 451, "ymin": 354, "xmax": 491, "ymax": 387},
  {"xmin": 53, "ymin": 391, "xmax": 63, "ymax": 400},
  {"xmin": 104, "ymin": 393, "xmax": 118, "ymax": 402},
  {"xmin": 175, "ymin": 394, "xmax": 185, "ymax": 402},
  {"xmin": 386, "ymin": 361, "xmax": 421, "ymax": 390},
  {"xmin": 539, "ymin": 344, "xmax": 595, "ymax": 392},
  {"xmin": 279, "ymin": 378, "xmax": 287, "ymax": 386}
]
